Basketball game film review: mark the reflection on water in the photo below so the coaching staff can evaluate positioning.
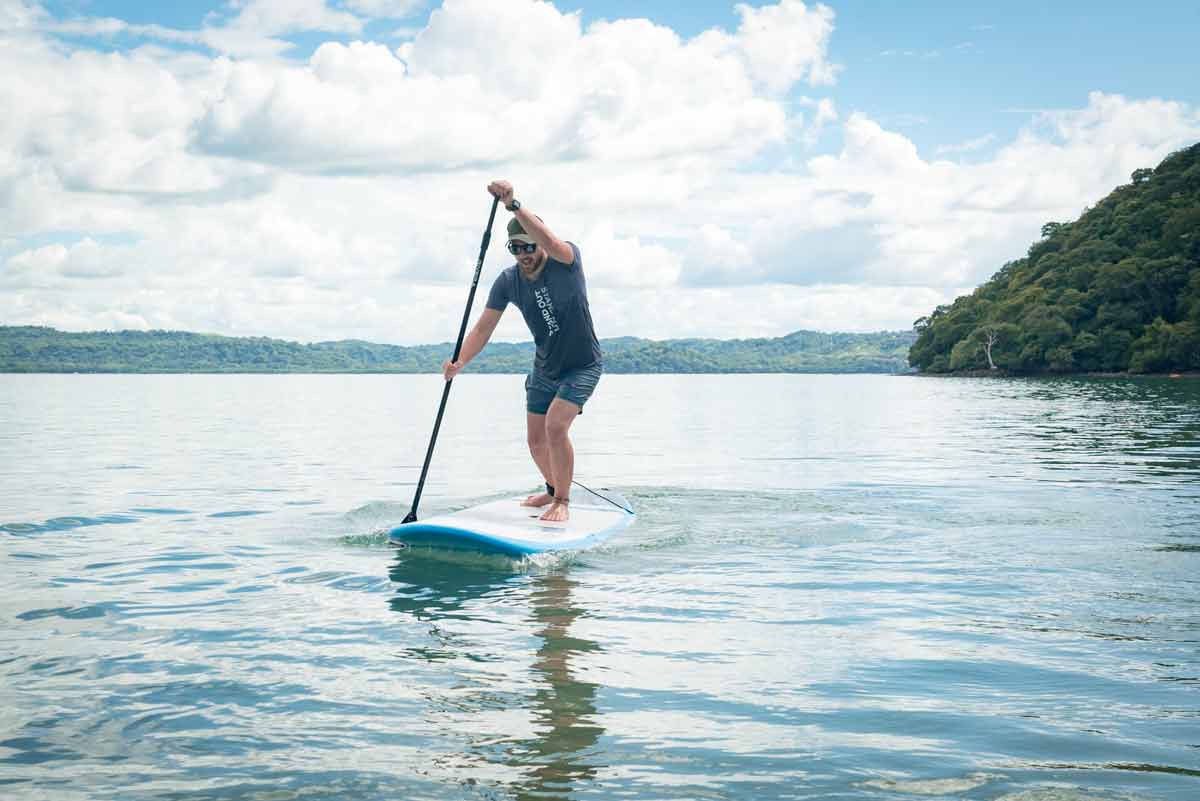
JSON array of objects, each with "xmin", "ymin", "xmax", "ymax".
[
  {"xmin": 921, "ymin": 377, "xmax": 1200, "ymax": 491},
  {"xmin": 512, "ymin": 574, "xmax": 601, "ymax": 800},
  {"xmin": 387, "ymin": 555, "xmax": 602, "ymax": 800}
]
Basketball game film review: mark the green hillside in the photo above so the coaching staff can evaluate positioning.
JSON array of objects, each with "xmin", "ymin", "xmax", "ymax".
[
  {"xmin": 909, "ymin": 142, "xmax": 1200, "ymax": 374},
  {"xmin": 0, "ymin": 326, "xmax": 916, "ymax": 374}
]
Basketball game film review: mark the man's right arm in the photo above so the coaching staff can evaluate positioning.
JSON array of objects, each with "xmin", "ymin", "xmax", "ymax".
[
  {"xmin": 487, "ymin": 179, "xmax": 574, "ymax": 264},
  {"xmin": 443, "ymin": 307, "xmax": 503, "ymax": 380}
]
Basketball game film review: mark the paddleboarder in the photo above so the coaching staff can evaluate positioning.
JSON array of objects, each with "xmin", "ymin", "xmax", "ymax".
[{"xmin": 442, "ymin": 180, "xmax": 603, "ymax": 523}]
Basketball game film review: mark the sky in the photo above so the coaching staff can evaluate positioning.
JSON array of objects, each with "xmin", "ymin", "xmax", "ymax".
[{"xmin": 2, "ymin": 0, "xmax": 1199, "ymax": 346}]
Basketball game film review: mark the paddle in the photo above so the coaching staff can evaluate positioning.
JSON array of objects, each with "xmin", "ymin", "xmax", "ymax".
[{"xmin": 403, "ymin": 193, "xmax": 502, "ymax": 524}]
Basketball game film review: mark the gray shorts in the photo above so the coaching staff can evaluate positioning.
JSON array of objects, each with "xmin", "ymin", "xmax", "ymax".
[{"xmin": 525, "ymin": 362, "xmax": 602, "ymax": 415}]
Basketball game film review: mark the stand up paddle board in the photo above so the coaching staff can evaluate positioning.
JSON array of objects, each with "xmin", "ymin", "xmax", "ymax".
[{"xmin": 388, "ymin": 491, "xmax": 635, "ymax": 557}]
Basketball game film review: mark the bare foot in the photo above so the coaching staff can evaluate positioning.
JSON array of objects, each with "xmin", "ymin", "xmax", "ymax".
[
  {"xmin": 521, "ymin": 492, "xmax": 554, "ymax": 508},
  {"xmin": 539, "ymin": 499, "xmax": 569, "ymax": 523}
]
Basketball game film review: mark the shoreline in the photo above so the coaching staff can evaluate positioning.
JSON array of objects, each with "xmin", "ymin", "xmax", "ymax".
[
  {"xmin": 911, "ymin": 369, "xmax": 1199, "ymax": 379},
  {"xmin": 0, "ymin": 369, "xmax": 913, "ymax": 376}
]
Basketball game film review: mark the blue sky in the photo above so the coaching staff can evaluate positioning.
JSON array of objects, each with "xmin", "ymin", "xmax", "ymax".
[{"xmin": 4, "ymin": 0, "xmax": 1199, "ymax": 343}]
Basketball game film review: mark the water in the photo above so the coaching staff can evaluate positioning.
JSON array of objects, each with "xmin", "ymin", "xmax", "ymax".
[{"xmin": 1, "ymin": 373, "xmax": 1198, "ymax": 801}]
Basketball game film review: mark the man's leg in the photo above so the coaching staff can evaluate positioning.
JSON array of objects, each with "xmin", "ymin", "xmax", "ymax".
[
  {"xmin": 522, "ymin": 412, "xmax": 556, "ymax": 507},
  {"xmin": 540, "ymin": 398, "xmax": 580, "ymax": 522}
]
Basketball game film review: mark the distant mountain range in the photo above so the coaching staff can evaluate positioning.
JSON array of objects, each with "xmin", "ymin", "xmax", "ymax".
[{"xmin": 0, "ymin": 326, "xmax": 916, "ymax": 374}]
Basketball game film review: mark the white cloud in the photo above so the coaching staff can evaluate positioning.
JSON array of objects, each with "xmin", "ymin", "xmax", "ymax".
[
  {"xmin": 733, "ymin": 0, "xmax": 838, "ymax": 90},
  {"xmin": 3, "ymin": 238, "xmax": 146, "ymax": 290},
  {"xmin": 578, "ymin": 223, "xmax": 682, "ymax": 289},
  {"xmin": 22, "ymin": 0, "xmax": 370, "ymax": 57},
  {"xmin": 683, "ymin": 225, "xmax": 754, "ymax": 285},
  {"xmin": 814, "ymin": 98, "xmax": 838, "ymax": 127},
  {"xmin": 192, "ymin": 0, "xmax": 835, "ymax": 169},
  {"xmin": 0, "ymin": 34, "xmax": 245, "ymax": 212},
  {"xmin": 43, "ymin": 16, "xmax": 128, "ymax": 37},
  {"xmin": 935, "ymin": 133, "xmax": 996, "ymax": 155},
  {"xmin": 178, "ymin": 1, "xmax": 366, "ymax": 57},
  {"xmin": 0, "ymin": 0, "xmax": 45, "ymax": 29},
  {"xmin": 343, "ymin": 0, "xmax": 425, "ymax": 18},
  {"xmin": 592, "ymin": 283, "xmax": 954, "ymax": 341},
  {"xmin": 823, "ymin": 95, "xmax": 1197, "ymax": 285},
  {"xmin": 4, "ymin": 244, "xmax": 69, "ymax": 288},
  {"xmin": 2, "ymin": 1, "xmax": 1198, "ymax": 347},
  {"xmin": 221, "ymin": 0, "xmax": 362, "ymax": 37}
]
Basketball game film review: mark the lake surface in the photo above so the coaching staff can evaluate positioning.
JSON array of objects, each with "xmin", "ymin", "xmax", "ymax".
[{"xmin": 1, "ymin": 373, "xmax": 1198, "ymax": 801}]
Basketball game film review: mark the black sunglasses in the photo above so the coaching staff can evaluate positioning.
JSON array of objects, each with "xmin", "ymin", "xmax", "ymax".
[{"xmin": 507, "ymin": 240, "xmax": 537, "ymax": 255}]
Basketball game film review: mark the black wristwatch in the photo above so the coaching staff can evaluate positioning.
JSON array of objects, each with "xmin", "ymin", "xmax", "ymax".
[{"xmin": 506, "ymin": 199, "xmax": 521, "ymax": 212}]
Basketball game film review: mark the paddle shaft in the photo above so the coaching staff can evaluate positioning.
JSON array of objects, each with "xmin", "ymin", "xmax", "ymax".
[{"xmin": 404, "ymin": 194, "xmax": 501, "ymax": 524}]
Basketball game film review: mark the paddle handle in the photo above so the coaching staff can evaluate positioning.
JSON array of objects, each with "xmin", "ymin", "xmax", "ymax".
[{"xmin": 404, "ymin": 195, "xmax": 501, "ymax": 524}]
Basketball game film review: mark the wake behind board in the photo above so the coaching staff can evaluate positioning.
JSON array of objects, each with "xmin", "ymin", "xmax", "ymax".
[{"xmin": 388, "ymin": 492, "xmax": 635, "ymax": 558}]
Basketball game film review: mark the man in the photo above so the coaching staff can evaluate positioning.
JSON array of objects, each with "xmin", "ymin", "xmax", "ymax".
[{"xmin": 442, "ymin": 180, "xmax": 603, "ymax": 523}]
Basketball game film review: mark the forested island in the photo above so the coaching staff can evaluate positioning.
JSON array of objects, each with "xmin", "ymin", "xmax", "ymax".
[
  {"xmin": 909, "ymin": 142, "xmax": 1200, "ymax": 374},
  {"xmin": 0, "ymin": 326, "xmax": 915, "ymax": 374}
]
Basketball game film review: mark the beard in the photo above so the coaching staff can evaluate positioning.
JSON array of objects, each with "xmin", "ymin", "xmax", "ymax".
[{"xmin": 519, "ymin": 252, "xmax": 547, "ymax": 280}]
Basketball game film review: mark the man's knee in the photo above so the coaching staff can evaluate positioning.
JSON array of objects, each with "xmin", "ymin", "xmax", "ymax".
[
  {"xmin": 545, "ymin": 415, "xmax": 572, "ymax": 443},
  {"xmin": 527, "ymin": 424, "xmax": 548, "ymax": 449}
]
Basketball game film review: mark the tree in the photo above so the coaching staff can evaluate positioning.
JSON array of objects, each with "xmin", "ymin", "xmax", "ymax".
[
  {"xmin": 1097, "ymin": 328, "xmax": 1135, "ymax": 371},
  {"xmin": 1130, "ymin": 319, "xmax": 1200, "ymax": 372},
  {"xmin": 1046, "ymin": 344, "xmax": 1077, "ymax": 373},
  {"xmin": 949, "ymin": 337, "xmax": 983, "ymax": 371},
  {"xmin": 981, "ymin": 326, "xmax": 1002, "ymax": 369},
  {"xmin": 988, "ymin": 323, "xmax": 1024, "ymax": 369},
  {"xmin": 1071, "ymin": 331, "xmax": 1102, "ymax": 372}
]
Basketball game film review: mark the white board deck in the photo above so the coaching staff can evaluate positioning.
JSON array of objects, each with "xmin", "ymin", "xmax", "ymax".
[{"xmin": 388, "ymin": 494, "xmax": 635, "ymax": 557}]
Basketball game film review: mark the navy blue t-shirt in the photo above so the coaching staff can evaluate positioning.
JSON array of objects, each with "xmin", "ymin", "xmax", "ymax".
[{"xmin": 485, "ymin": 242, "xmax": 602, "ymax": 380}]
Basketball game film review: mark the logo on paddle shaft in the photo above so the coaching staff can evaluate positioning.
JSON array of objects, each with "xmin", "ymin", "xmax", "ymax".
[{"xmin": 534, "ymin": 287, "xmax": 559, "ymax": 336}]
